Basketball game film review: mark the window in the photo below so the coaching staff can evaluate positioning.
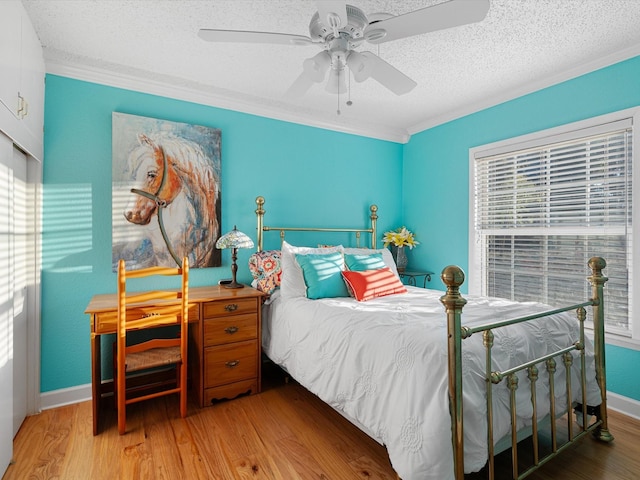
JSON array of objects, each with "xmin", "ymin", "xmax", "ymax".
[{"xmin": 469, "ymin": 109, "xmax": 638, "ymax": 343}]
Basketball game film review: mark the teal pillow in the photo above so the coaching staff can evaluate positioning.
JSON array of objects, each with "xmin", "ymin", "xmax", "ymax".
[
  {"xmin": 344, "ymin": 253, "xmax": 386, "ymax": 272},
  {"xmin": 295, "ymin": 252, "xmax": 349, "ymax": 299}
]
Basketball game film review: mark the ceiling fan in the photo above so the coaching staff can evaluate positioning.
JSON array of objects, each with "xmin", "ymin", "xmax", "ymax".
[{"xmin": 198, "ymin": 0, "xmax": 490, "ymax": 99}]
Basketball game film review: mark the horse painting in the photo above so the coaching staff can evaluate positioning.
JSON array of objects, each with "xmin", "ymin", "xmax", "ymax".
[{"xmin": 115, "ymin": 130, "xmax": 220, "ymax": 269}]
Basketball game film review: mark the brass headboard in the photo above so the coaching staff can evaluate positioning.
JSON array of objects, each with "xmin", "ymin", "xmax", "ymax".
[{"xmin": 255, "ymin": 196, "xmax": 378, "ymax": 252}]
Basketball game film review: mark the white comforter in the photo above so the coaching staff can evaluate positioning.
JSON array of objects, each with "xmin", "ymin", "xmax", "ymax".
[{"xmin": 262, "ymin": 286, "xmax": 601, "ymax": 480}]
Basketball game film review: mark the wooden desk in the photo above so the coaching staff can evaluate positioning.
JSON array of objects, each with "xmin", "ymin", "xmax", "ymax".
[{"xmin": 85, "ymin": 285, "xmax": 264, "ymax": 435}]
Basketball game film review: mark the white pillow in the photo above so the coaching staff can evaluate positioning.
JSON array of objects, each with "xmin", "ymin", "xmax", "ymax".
[
  {"xmin": 280, "ymin": 241, "xmax": 344, "ymax": 298},
  {"xmin": 343, "ymin": 247, "xmax": 400, "ymax": 278}
]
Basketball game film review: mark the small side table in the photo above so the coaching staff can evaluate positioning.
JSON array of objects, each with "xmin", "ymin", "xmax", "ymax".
[{"xmin": 399, "ymin": 270, "xmax": 434, "ymax": 288}]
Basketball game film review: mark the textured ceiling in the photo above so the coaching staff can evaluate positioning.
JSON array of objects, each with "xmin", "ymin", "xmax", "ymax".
[{"xmin": 21, "ymin": 0, "xmax": 640, "ymax": 142}]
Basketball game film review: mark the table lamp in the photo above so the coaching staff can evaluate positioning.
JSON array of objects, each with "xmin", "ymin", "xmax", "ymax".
[{"xmin": 215, "ymin": 226, "xmax": 254, "ymax": 288}]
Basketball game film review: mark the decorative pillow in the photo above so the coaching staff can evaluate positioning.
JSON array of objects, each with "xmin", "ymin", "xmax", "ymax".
[
  {"xmin": 248, "ymin": 250, "xmax": 282, "ymax": 294},
  {"xmin": 295, "ymin": 252, "xmax": 350, "ymax": 299},
  {"xmin": 280, "ymin": 241, "xmax": 344, "ymax": 298},
  {"xmin": 344, "ymin": 252, "xmax": 386, "ymax": 272},
  {"xmin": 341, "ymin": 267, "xmax": 408, "ymax": 302},
  {"xmin": 343, "ymin": 248, "xmax": 400, "ymax": 278}
]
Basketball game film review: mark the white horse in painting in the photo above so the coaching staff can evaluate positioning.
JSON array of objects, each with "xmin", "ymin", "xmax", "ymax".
[{"xmin": 123, "ymin": 133, "xmax": 220, "ymax": 267}]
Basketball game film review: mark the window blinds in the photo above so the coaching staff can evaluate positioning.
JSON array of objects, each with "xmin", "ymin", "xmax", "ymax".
[{"xmin": 474, "ymin": 120, "xmax": 632, "ymax": 333}]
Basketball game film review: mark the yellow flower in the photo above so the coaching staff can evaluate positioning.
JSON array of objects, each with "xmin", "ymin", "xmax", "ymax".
[{"xmin": 382, "ymin": 226, "xmax": 420, "ymax": 249}]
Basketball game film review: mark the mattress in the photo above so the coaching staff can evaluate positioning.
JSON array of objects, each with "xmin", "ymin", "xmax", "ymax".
[{"xmin": 261, "ymin": 286, "xmax": 601, "ymax": 480}]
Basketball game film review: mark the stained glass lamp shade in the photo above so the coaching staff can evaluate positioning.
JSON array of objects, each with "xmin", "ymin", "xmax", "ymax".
[{"xmin": 215, "ymin": 226, "xmax": 254, "ymax": 288}]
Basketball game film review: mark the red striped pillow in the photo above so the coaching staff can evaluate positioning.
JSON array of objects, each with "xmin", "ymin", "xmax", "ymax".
[{"xmin": 342, "ymin": 267, "xmax": 407, "ymax": 302}]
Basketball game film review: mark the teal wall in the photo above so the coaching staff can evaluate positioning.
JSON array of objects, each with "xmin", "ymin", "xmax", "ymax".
[
  {"xmin": 606, "ymin": 344, "xmax": 640, "ymax": 400},
  {"xmin": 41, "ymin": 75, "xmax": 403, "ymax": 392},
  {"xmin": 42, "ymin": 57, "xmax": 640, "ymax": 403},
  {"xmin": 403, "ymin": 55, "xmax": 640, "ymax": 401}
]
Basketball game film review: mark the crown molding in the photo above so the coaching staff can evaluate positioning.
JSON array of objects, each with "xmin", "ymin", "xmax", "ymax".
[
  {"xmin": 45, "ymin": 44, "xmax": 638, "ymax": 145},
  {"xmin": 44, "ymin": 60, "xmax": 410, "ymax": 144},
  {"xmin": 407, "ymin": 46, "xmax": 640, "ymax": 135}
]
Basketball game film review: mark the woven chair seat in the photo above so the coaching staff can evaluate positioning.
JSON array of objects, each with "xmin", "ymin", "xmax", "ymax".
[{"xmin": 125, "ymin": 346, "xmax": 181, "ymax": 372}]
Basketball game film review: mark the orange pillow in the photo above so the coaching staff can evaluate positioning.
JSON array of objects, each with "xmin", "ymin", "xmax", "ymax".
[{"xmin": 342, "ymin": 267, "xmax": 407, "ymax": 302}]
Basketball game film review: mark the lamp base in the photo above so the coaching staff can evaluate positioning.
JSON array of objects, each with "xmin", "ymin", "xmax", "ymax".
[{"xmin": 223, "ymin": 281, "xmax": 245, "ymax": 289}]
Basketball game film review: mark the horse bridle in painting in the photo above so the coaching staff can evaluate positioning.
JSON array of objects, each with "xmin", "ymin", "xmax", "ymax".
[{"xmin": 130, "ymin": 147, "xmax": 183, "ymax": 267}]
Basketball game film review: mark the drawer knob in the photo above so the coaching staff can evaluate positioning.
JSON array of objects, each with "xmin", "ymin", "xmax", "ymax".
[
  {"xmin": 225, "ymin": 360, "xmax": 240, "ymax": 368},
  {"xmin": 224, "ymin": 326, "xmax": 239, "ymax": 335},
  {"xmin": 224, "ymin": 303, "xmax": 238, "ymax": 312}
]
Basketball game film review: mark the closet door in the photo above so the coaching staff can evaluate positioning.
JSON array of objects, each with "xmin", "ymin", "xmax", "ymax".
[
  {"xmin": 0, "ymin": 132, "xmax": 28, "ymax": 478},
  {"xmin": 0, "ymin": 132, "xmax": 14, "ymax": 476}
]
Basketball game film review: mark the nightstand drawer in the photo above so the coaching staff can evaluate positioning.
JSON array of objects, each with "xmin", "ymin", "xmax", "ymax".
[
  {"xmin": 203, "ymin": 297, "xmax": 257, "ymax": 318},
  {"xmin": 205, "ymin": 339, "xmax": 258, "ymax": 387},
  {"xmin": 204, "ymin": 313, "xmax": 257, "ymax": 346}
]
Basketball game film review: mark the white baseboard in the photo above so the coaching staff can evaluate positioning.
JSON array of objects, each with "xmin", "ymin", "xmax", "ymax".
[
  {"xmin": 607, "ymin": 391, "xmax": 640, "ymax": 420},
  {"xmin": 40, "ymin": 383, "xmax": 640, "ymax": 424},
  {"xmin": 40, "ymin": 383, "xmax": 92, "ymax": 411}
]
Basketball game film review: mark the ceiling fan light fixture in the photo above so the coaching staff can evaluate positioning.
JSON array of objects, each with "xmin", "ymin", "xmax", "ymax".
[
  {"xmin": 346, "ymin": 51, "xmax": 373, "ymax": 82},
  {"xmin": 302, "ymin": 51, "xmax": 331, "ymax": 82}
]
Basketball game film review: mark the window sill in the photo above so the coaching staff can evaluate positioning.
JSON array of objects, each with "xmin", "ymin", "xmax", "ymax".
[
  {"xmin": 605, "ymin": 333, "xmax": 640, "ymax": 351},
  {"xmin": 584, "ymin": 325, "xmax": 640, "ymax": 351}
]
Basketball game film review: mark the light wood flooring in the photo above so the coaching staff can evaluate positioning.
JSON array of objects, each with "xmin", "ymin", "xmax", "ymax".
[{"xmin": 4, "ymin": 365, "xmax": 640, "ymax": 479}]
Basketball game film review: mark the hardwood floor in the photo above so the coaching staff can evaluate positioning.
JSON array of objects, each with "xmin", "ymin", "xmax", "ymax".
[{"xmin": 4, "ymin": 365, "xmax": 640, "ymax": 479}]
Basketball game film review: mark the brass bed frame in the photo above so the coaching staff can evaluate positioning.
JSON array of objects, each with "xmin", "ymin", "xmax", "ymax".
[
  {"xmin": 254, "ymin": 196, "xmax": 613, "ymax": 480},
  {"xmin": 255, "ymin": 196, "xmax": 378, "ymax": 251},
  {"xmin": 441, "ymin": 260, "xmax": 613, "ymax": 479}
]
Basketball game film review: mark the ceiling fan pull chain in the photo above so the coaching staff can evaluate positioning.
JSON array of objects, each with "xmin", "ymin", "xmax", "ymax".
[{"xmin": 337, "ymin": 67, "xmax": 341, "ymax": 115}]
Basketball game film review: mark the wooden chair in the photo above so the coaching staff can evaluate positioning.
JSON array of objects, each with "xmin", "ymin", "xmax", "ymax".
[{"xmin": 114, "ymin": 257, "xmax": 189, "ymax": 435}]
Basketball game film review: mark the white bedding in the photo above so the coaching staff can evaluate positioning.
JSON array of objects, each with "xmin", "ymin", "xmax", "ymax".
[{"xmin": 262, "ymin": 286, "xmax": 601, "ymax": 480}]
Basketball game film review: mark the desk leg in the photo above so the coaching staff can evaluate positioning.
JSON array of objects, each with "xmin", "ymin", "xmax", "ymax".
[{"xmin": 91, "ymin": 332, "xmax": 101, "ymax": 435}]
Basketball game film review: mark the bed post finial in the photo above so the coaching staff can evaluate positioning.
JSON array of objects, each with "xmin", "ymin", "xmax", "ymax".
[
  {"xmin": 588, "ymin": 256, "xmax": 606, "ymax": 276},
  {"xmin": 255, "ymin": 196, "xmax": 265, "ymax": 252},
  {"xmin": 441, "ymin": 266, "xmax": 465, "ymax": 290},
  {"xmin": 440, "ymin": 265, "xmax": 467, "ymax": 480},
  {"xmin": 587, "ymin": 256, "xmax": 613, "ymax": 443},
  {"xmin": 370, "ymin": 204, "xmax": 378, "ymax": 249}
]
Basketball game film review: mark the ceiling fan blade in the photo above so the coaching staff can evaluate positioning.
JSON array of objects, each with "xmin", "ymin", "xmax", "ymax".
[
  {"xmin": 355, "ymin": 52, "xmax": 417, "ymax": 95},
  {"xmin": 364, "ymin": 0, "xmax": 490, "ymax": 44},
  {"xmin": 285, "ymin": 72, "xmax": 316, "ymax": 98},
  {"xmin": 315, "ymin": 1, "xmax": 349, "ymax": 30},
  {"xmin": 198, "ymin": 29, "xmax": 314, "ymax": 46}
]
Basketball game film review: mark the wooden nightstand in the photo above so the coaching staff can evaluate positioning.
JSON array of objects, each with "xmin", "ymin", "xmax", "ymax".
[{"xmin": 189, "ymin": 285, "xmax": 264, "ymax": 407}]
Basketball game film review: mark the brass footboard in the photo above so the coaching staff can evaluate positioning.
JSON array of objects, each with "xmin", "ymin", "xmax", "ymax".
[{"xmin": 441, "ymin": 257, "xmax": 613, "ymax": 480}]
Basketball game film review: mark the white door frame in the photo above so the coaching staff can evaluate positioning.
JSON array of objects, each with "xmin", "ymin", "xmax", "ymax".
[{"xmin": 25, "ymin": 147, "xmax": 41, "ymax": 417}]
